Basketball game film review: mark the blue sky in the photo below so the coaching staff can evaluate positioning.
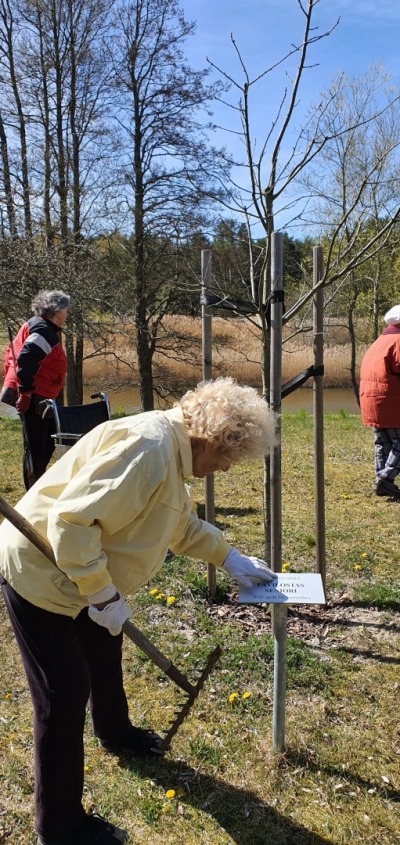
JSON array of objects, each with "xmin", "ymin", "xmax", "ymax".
[
  {"xmin": 182, "ymin": 1, "xmax": 400, "ymax": 83},
  {"xmin": 180, "ymin": 0, "xmax": 400, "ymax": 235}
]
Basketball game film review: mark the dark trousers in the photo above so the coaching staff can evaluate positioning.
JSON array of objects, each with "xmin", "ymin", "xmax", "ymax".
[
  {"xmin": 373, "ymin": 427, "xmax": 400, "ymax": 483},
  {"xmin": 23, "ymin": 396, "xmax": 56, "ymax": 490},
  {"xmin": 1, "ymin": 580, "xmax": 131, "ymax": 841}
]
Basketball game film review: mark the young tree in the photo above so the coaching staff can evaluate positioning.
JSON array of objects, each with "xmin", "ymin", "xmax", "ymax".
[{"xmin": 207, "ymin": 0, "xmax": 400, "ymax": 560}]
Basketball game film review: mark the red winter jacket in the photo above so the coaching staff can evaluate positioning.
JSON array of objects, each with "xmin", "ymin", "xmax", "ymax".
[
  {"xmin": 359, "ymin": 326, "xmax": 400, "ymax": 429},
  {"xmin": 3, "ymin": 316, "xmax": 67, "ymax": 399}
]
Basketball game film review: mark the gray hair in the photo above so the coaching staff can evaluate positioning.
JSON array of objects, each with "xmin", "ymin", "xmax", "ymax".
[{"xmin": 31, "ymin": 290, "xmax": 70, "ymax": 318}]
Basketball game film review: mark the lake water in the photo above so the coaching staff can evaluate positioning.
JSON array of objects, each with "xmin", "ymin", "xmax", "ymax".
[
  {"xmin": 87, "ymin": 385, "xmax": 360, "ymax": 415},
  {"xmin": 0, "ymin": 386, "xmax": 360, "ymax": 420},
  {"xmin": 283, "ymin": 387, "xmax": 360, "ymax": 414}
]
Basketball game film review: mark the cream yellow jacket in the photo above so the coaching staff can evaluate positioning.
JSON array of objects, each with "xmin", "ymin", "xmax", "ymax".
[{"xmin": 0, "ymin": 407, "xmax": 231, "ymax": 616}]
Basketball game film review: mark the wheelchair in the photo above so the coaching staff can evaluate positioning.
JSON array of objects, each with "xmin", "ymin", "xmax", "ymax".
[{"xmin": 41, "ymin": 392, "xmax": 111, "ymax": 458}]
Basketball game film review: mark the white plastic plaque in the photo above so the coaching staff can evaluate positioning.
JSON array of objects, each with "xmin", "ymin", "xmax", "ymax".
[{"xmin": 238, "ymin": 573, "xmax": 326, "ymax": 605}]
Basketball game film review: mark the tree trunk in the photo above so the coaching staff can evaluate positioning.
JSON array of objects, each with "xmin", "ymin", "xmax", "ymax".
[
  {"xmin": 0, "ymin": 0, "xmax": 32, "ymax": 238},
  {"xmin": 65, "ymin": 320, "xmax": 84, "ymax": 405},
  {"xmin": 372, "ymin": 257, "xmax": 381, "ymax": 341},
  {"xmin": 51, "ymin": 0, "xmax": 69, "ymax": 245},
  {"xmin": 68, "ymin": 0, "xmax": 80, "ymax": 243},
  {"xmin": 348, "ymin": 291, "xmax": 360, "ymax": 406},
  {"xmin": 37, "ymin": 9, "xmax": 53, "ymax": 247},
  {"xmin": 130, "ymin": 30, "xmax": 154, "ymax": 411},
  {"xmin": 261, "ymin": 189, "xmax": 273, "ymax": 562},
  {"xmin": 136, "ymin": 299, "xmax": 154, "ymax": 410},
  {"xmin": 0, "ymin": 108, "xmax": 17, "ymax": 237}
]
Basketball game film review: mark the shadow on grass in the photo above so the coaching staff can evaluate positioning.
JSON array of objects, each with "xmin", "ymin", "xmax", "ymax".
[
  {"xmin": 216, "ymin": 506, "xmax": 260, "ymax": 517},
  {"xmin": 117, "ymin": 754, "xmax": 334, "ymax": 845},
  {"xmin": 284, "ymin": 747, "xmax": 400, "ymax": 804},
  {"xmin": 334, "ymin": 645, "xmax": 400, "ymax": 666},
  {"xmin": 353, "ymin": 601, "xmax": 400, "ymax": 613},
  {"xmin": 290, "ymin": 609, "xmax": 400, "ymax": 632},
  {"xmin": 196, "ymin": 503, "xmax": 259, "ymax": 521}
]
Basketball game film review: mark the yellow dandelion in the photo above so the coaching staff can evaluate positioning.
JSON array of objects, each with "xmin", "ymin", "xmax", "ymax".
[
  {"xmin": 361, "ymin": 553, "xmax": 368, "ymax": 558},
  {"xmin": 341, "ymin": 494, "xmax": 349, "ymax": 499},
  {"xmin": 242, "ymin": 691, "xmax": 251, "ymax": 700},
  {"xmin": 5, "ymin": 693, "xmax": 12, "ymax": 700},
  {"xmin": 282, "ymin": 562, "xmax": 290, "ymax": 572},
  {"xmin": 203, "ymin": 573, "xmax": 208, "ymax": 579},
  {"xmin": 156, "ymin": 593, "xmax": 164, "ymax": 600},
  {"xmin": 229, "ymin": 692, "xmax": 239, "ymax": 703},
  {"xmin": 166, "ymin": 596, "xmax": 176, "ymax": 605},
  {"xmin": 165, "ymin": 789, "xmax": 176, "ymax": 799},
  {"xmin": 150, "ymin": 588, "xmax": 158, "ymax": 596},
  {"xmin": 84, "ymin": 765, "xmax": 89, "ymax": 771},
  {"xmin": 354, "ymin": 564, "xmax": 362, "ymax": 571}
]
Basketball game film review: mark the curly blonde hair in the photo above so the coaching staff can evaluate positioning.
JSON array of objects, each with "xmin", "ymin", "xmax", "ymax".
[{"xmin": 179, "ymin": 377, "xmax": 277, "ymax": 462}]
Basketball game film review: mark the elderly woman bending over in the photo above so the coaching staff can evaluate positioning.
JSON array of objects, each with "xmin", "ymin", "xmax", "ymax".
[{"xmin": 0, "ymin": 377, "xmax": 275, "ymax": 845}]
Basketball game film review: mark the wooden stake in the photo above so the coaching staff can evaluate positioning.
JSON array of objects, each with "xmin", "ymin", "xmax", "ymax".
[{"xmin": 201, "ymin": 248, "xmax": 216, "ymax": 598}]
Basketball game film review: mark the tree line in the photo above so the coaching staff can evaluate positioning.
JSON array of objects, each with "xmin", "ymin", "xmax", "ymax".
[{"xmin": 1, "ymin": 0, "xmax": 400, "ymax": 412}]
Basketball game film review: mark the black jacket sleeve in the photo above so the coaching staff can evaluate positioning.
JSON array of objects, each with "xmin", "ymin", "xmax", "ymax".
[{"xmin": 16, "ymin": 318, "xmax": 58, "ymax": 394}]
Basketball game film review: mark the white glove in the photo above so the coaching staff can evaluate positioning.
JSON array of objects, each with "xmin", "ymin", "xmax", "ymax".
[
  {"xmin": 88, "ymin": 592, "xmax": 132, "ymax": 636},
  {"xmin": 222, "ymin": 548, "xmax": 275, "ymax": 588}
]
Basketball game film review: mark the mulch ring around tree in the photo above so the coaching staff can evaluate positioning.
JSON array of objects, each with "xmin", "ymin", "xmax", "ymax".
[{"xmin": 207, "ymin": 590, "xmax": 400, "ymax": 657}]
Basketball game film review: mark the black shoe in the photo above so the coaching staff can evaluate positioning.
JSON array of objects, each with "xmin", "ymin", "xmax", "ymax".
[
  {"xmin": 98, "ymin": 725, "xmax": 161, "ymax": 756},
  {"xmin": 37, "ymin": 812, "xmax": 128, "ymax": 844},
  {"xmin": 375, "ymin": 479, "xmax": 400, "ymax": 499}
]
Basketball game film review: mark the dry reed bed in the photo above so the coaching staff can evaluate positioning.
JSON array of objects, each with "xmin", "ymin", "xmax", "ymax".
[
  {"xmin": 0, "ymin": 316, "xmax": 366, "ymax": 389},
  {"xmin": 83, "ymin": 316, "xmax": 365, "ymax": 388}
]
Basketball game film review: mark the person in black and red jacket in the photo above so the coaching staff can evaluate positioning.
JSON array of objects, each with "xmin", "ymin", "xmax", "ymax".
[{"xmin": 1, "ymin": 290, "xmax": 70, "ymax": 488}]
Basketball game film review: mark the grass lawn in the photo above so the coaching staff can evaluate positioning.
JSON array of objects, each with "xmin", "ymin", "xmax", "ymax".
[{"xmin": 0, "ymin": 410, "xmax": 399, "ymax": 845}]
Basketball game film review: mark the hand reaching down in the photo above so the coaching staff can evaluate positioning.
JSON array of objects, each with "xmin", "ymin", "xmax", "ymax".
[{"xmin": 222, "ymin": 548, "xmax": 275, "ymax": 588}]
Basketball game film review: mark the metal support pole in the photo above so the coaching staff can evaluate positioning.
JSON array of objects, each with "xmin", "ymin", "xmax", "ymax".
[
  {"xmin": 270, "ymin": 232, "xmax": 287, "ymax": 753},
  {"xmin": 201, "ymin": 249, "xmax": 216, "ymax": 598},
  {"xmin": 273, "ymin": 602, "xmax": 287, "ymax": 752},
  {"xmin": 313, "ymin": 247, "xmax": 326, "ymax": 593}
]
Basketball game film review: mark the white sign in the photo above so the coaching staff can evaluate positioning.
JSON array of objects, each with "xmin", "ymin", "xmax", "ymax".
[{"xmin": 239, "ymin": 573, "xmax": 326, "ymax": 605}]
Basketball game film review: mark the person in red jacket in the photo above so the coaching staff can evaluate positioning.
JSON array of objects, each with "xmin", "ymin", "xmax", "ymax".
[
  {"xmin": 1, "ymin": 290, "xmax": 70, "ymax": 488},
  {"xmin": 359, "ymin": 304, "xmax": 400, "ymax": 499}
]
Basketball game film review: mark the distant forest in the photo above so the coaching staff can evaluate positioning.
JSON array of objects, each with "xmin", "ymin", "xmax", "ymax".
[{"xmin": 1, "ymin": 0, "xmax": 400, "ymax": 408}]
